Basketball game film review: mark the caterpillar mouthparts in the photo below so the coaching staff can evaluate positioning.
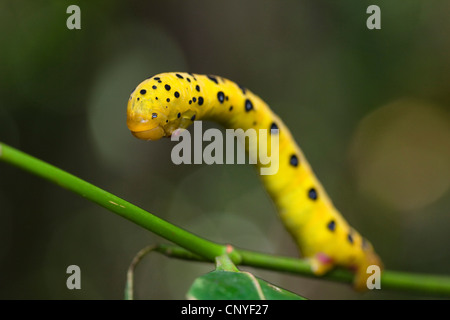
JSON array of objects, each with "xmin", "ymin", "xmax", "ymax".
[{"xmin": 130, "ymin": 126, "xmax": 165, "ymax": 141}]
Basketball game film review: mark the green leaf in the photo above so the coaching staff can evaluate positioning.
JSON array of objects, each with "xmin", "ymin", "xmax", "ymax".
[{"xmin": 187, "ymin": 270, "xmax": 306, "ymax": 300}]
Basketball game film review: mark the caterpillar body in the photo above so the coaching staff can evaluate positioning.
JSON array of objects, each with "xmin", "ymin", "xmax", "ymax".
[{"xmin": 127, "ymin": 72, "xmax": 382, "ymax": 290}]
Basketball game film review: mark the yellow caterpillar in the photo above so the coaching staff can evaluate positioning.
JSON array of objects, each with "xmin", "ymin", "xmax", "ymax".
[{"xmin": 126, "ymin": 72, "xmax": 382, "ymax": 290}]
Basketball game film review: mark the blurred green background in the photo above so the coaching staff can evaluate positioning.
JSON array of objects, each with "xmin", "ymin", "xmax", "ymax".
[{"xmin": 0, "ymin": 0, "xmax": 449, "ymax": 299}]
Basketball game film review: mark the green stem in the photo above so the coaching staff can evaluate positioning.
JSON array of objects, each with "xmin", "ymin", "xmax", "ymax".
[
  {"xmin": 0, "ymin": 142, "xmax": 238, "ymax": 263},
  {"xmin": 157, "ymin": 244, "xmax": 450, "ymax": 297},
  {"xmin": 238, "ymin": 249, "xmax": 450, "ymax": 296},
  {"xmin": 379, "ymin": 270, "xmax": 450, "ymax": 296},
  {"xmin": 138, "ymin": 243, "xmax": 450, "ymax": 297},
  {"xmin": 215, "ymin": 254, "xmax": 240, "ymax": 272},
  {"xmin": 1, "ymin": 142, "xmax": 450, "ymax": 297}
]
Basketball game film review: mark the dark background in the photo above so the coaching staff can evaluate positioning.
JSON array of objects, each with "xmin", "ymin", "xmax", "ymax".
[{"xmin": 0, "ymin": 0, "xmax": 449, "ymax": 299}]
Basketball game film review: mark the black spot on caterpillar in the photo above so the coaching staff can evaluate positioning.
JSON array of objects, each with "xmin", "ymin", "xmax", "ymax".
[{"xmin": 126, "ymin": 72, "xmax": 383, "ymax": 290}]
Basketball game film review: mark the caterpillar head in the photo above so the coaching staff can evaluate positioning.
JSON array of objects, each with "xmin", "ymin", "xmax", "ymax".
[{"xmin": 127, "ymin": 81, "xmax": 169, "ymax": 141}]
